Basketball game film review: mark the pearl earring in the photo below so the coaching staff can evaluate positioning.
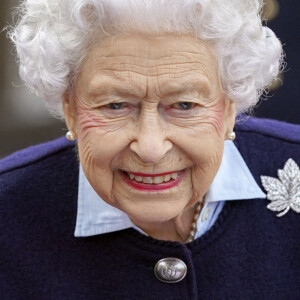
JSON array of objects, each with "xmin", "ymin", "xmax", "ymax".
[
  {"xmin": 66, "ymin": 131, "xmax": 77, "ymax": 141},
  {"xmin": 228, "ymin": 131, "xmax": 236, "ymax": 141}
]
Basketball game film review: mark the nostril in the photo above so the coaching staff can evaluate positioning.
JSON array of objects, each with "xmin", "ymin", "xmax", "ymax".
[
  {"xmin": 130, "ymin": 142, "xmax": 171, "ymax": 164},
  {"xmin": 129, "ymin": 129, "xmax": 173, "ymax": 164}
]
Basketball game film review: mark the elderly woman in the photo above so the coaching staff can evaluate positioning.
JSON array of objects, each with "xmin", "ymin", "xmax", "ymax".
[{"xmin": 1, "ymin": 0, "xmax": 299, "ymax": 299}]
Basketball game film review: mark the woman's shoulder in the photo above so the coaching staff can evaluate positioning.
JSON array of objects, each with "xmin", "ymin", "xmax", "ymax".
[
  {"xmin": 234, "ymin": 117, "xmax": 300, "ymax": 192},
  {"xmin": 0, "ymin": 136, "xmax": 76, "ymax": 175},
  {"xmin": 0, "ymin": 136, "xmax": 79, "ymax": 205},
  {"xmin": 235, "ymin": 116, "xmax": 300, "ymax": 144},
  {"xmin": 0, "ymin": 136, "xmax": 79, "ymax": 222},
  {"xmin": 0, "ymin": 137, "xmax": 79, "ymax": 255}
]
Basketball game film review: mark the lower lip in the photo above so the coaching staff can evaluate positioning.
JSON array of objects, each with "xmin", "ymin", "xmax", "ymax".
[{"xmin": 120, "ymin": 170, "xmax": 185, "ymax": 191}]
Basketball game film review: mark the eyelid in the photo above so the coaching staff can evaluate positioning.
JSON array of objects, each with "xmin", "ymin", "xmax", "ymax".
[
  {"xmin": 100, "ymin": 98, "xmax": 140, "ymax": 106},
  {"xmin": 163, "ymin": 96, "xmax": 198, "ymax": 103},
  {"xmin": 172, "ymin": 101, "xmax": 196, "ymax": 108},
  {"xmin": 163, "ymin": 101, "xmax": 203, "ymax": 118},
  {"xmin": 106, "ymin": 101, "xmax": 126, "ymax": 106},
  {"xmin": 104, "ymin": 102, "xmax": 132, "ymax": 111},
  {"xmin": 106, "ymin": 102, "xmax": 125, "ymax": 110}
]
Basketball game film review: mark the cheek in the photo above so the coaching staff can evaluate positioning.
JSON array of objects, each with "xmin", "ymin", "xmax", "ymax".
[
  {"xmin": 172, "ymin": 99, "xmax": 226, "ymax": 157},
  {"xmin": 77, "ymin": 109, "xmax": 107, "ymax": 136},
  {"xmin": 192, "ymin": 103, "xmax": 225, "ymax": 171},
  {"xmin": 189, "ymin": 141, "xmax": 224, "ymax": 203},
  {"xmin": 75, "ymin": 103, "xmax": 123, "ymax": 139},
  {"xmin": 204, "ymin": 99, "xmax": 226, "ymax": 136},
  {"xmin": 75, "ymin": 106, "xmax": 132, "ymax": 203},
  {"xmin": 75, "ymin": 105, "xmax": 133, "ymax": 173},
  {"xmin": 171, "ymin": 102, "xmax": 226, "ymax": 201},
  {"xmin": 75, "ymin": 108, "xmax": 107, "ymax": 165}
]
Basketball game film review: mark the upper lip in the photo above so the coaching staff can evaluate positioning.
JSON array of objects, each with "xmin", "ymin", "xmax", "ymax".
[{"xmin": 123, "ymin": 170, "xmax": 183, "ymax": 177}]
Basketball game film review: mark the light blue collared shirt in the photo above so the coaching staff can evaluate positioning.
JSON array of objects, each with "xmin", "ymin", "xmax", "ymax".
[{"xmin": 75, "ymin": 141, "xmax": 266, "ymax": 239}]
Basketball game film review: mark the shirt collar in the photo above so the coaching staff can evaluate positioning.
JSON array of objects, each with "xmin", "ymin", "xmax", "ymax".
[{"xmin": 74, "ymin": 141, "xmax": 265, "ymax": 237}]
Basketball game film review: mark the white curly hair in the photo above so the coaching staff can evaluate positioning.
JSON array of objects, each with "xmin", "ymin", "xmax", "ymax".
[{"xmin": 9, "ymin": 0, "xmax": 283, "ymax": 118}]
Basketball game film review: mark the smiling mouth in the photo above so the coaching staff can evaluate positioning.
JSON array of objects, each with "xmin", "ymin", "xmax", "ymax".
[
  {"xmin": 120, "ymin": 169, "xmax": 185, "ymax": 191},
  {"xmin": 126, "ymin": 170, "xmax": 180, "ymax": 184}
]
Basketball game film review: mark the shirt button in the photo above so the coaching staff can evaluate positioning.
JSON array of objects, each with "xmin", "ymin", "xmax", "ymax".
[
  {"xmin": 154, "ymin": 258, "xmax": 187, "ymax": 283},
  {"xmin": 201, "ymin": 207, "xmax": 211, "ymax": 223}
]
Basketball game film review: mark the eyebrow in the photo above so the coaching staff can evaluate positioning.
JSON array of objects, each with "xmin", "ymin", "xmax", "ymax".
[
  {"xmin": 88, "ymin": 77, "xmax": 146, "ymax": 98},
  {"xmin": 87, "ymin": 75, "xmax": 210, "ymax": 99},
  {"xmin": 158, "ymin": 77, "xmax": 211, "ymax": 97},
  {"xmin": 88, "ymin": 85, "xmax": 144, "ymax": 99}
]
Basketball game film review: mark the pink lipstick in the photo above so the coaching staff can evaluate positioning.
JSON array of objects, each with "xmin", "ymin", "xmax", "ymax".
[{"xmin": 120, "ymin": 170, "xmax": 185, "ymax": 191}]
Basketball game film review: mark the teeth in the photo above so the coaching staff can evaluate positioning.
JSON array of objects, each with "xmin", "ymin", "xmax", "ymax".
[
  {"xmin": 163, "ymin": 174, "xmax": 171, "ymax": 182},
  {"xmin": 135, "ymin": 176, "xmax": 143, "ymax": 182},
  {"xmin": 171, "ymin": 173, "xmax": 178, "ymax": 180},
  {"xmin": 143, "ymin": 177, "xmax": 153, "ymax": 184},
  {"xmin": 153, "ymin": 176, "xmax": 164, "ymax": 184},
  {"xmin": 126, "ymin": 171, "xmax": 180, "ymax": 184}
]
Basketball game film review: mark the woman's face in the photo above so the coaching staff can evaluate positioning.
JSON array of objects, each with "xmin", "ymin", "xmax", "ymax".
[{"xmin": 64, "ymin": 35, "xmax": 236, "ymax": 227}]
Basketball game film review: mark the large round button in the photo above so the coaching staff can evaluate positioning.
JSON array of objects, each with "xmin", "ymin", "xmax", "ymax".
[{"xmin": 154, "ymin": 258, "xmax": 187, "ymax": 283}]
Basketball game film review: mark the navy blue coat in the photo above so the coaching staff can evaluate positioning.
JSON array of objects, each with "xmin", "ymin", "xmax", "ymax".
[{"xmin": 0, "ymin": 117, "xmax": 299, "ymax": 300}]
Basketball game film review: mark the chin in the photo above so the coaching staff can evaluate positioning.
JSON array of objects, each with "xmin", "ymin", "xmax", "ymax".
[{"xmin": 117, "ymin": 194, "xmax": 190, "ymax": 224}]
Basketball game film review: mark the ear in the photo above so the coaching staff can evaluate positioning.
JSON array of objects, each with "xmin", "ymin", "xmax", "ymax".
[
  {"xmin": 62, "ymin": 90, "xmax": 77, "ymax": 133},
  {"xmin": 224, "ymin": 99, "xmax": 236, "ymax": 138}
]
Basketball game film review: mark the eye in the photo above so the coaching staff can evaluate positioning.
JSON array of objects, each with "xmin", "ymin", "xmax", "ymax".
[
  {"xmin": 106, "ymin": 102, "xmax": 125, "ymax": 110},
  {"xmin": 173, "ymin": 102, "xmax": 195, "ymax": 110}
]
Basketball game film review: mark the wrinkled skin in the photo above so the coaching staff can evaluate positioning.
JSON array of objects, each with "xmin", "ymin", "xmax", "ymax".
[{"xmin": 63, "ymin": 35, "xmax": 236, "ymax": 242}]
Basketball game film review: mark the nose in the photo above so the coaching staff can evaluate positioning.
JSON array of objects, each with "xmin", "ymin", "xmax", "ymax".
[{"xmin": 130, "ymin": 113, "xmax": 173, "ymax": 164}]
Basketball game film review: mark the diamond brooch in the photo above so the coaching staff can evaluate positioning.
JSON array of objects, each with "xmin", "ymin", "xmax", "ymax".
[{"xmin": 261, "ymin": 158, "xmax": 300, "ymax": 217}]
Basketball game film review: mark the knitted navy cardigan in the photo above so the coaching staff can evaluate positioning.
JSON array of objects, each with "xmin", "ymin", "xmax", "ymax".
[{"xmin": 0, "ymin": 117, "xmax": 299, "ymax": 300}]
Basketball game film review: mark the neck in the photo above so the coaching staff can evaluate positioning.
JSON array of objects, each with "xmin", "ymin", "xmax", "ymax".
[{"xmin": 132, "ymin": 202, "xmax": 200, "ymax": 243}]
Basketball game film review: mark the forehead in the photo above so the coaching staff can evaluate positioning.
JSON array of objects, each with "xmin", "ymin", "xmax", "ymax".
[{"xmin": 78, "ymin": 35, "xmax": 220, "ymax": 95}]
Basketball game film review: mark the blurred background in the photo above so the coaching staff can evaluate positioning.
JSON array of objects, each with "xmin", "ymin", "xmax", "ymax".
[{"xmin": 0, "ymin": 0, "xmax": 299, "ymax": 158}]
